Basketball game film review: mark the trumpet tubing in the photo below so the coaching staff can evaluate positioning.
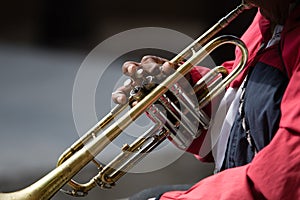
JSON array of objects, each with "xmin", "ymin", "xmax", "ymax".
[{"xmin": 0, "ymin": 1, "xmax": 252, "ymax": 199}]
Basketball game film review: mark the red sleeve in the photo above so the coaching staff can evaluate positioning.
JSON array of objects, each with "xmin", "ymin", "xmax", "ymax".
[
  {"xmin": 160, "ymin": 57, "xmax": 300, "ymax": 200},
  {"xmin": 160, "ymin": 16, "xmax": 300, "ymax": 200}
]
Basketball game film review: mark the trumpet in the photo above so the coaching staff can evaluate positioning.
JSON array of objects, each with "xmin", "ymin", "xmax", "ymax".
[{"xmin": 0, "ymin": 2, "xmax": 252, "ymax": 199}]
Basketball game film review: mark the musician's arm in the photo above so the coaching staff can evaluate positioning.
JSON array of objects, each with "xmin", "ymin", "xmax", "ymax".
[{"xmin": 160, "ymin": 27, "xmax": 300, "ymax": 200}]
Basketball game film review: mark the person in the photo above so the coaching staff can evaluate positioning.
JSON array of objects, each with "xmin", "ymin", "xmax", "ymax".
[{"xmin": 112, "ymin": 0, "xmax": 300, "ymax": 199}]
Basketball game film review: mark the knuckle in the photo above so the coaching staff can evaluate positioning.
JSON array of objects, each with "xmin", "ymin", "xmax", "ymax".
[
  {"xmin": 122, "ymin": 61, "xmax": 134, "ymax": 73},
  {"xmin": 141, "ymin": 55, "xmax": 155, "ymax": 63}
]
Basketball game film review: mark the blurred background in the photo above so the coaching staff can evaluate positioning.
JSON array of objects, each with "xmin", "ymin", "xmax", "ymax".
[{"xmin": 0, "ymin": 0, "xmax": 256, "ymax": 199}]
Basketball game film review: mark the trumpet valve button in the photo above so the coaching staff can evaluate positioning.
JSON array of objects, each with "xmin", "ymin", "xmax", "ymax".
[
  {"xmin": 135, "ymin": 69, "xmax": 144, "ymax": 79},
  {"xmin": 124, "ymin": 79, "xmax": 133, "ymax": 88}
]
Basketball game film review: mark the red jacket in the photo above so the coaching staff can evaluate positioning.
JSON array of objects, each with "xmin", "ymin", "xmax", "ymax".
[{"xmin": 160, "ymin": 5, "xmax": 300, "ymax": 200}]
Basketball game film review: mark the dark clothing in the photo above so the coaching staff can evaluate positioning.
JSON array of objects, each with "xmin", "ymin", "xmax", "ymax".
[{"xmin": 223, "ymin": 56, "xmax": 289, "ymax": 169}]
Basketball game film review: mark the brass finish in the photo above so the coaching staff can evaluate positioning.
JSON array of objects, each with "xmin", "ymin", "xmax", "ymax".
[{"xmin": 0, "ymin": 2, "xmax": 252, "ymax": 199}]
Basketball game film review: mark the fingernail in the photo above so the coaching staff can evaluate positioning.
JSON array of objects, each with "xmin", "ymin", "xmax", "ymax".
[
  {"xmin": 117, "ymin": 96, "xmax": 126, "ymax": 104},
  {"xmin": 128, "ymin": 64, "xmax": 136, "ymax": 74}
]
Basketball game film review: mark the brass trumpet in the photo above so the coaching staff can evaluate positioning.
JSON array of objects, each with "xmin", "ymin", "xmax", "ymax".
[{"xmin": 0, "ymin": 2, "xmax": 252, "ymax": 199}]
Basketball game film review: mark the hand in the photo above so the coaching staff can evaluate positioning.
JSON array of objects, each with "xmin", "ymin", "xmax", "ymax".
[{"xmin": 112, "ymin": 55, "xmax": 175, "ymax": 105}]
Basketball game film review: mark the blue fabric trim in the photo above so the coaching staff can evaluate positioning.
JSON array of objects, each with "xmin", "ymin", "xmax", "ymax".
[{"xmin": 222, "ymin": 62, "xmax": 289, "ymax": 169}]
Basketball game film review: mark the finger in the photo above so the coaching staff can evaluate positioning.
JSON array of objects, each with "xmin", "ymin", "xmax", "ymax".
[
  {"xmin": 140, "ymin": 55, "xmax": 171, "ymax": 75},
  {"xmin": 112, "ymin": 90, "xmax": 127, "ymax": 105},
  {"xmin": 141, "ymin": 55, "xmax": 168, "ymax": 65},
  {"xmin": 161, "ymin": 61, "xmax": 176, "ymax": 75},
  {"xmin": 112, "ymin": 85, "xmax": 131, "ymax": 104},
  {"xmin": 122, "ymin": 61, "xmax": 141, "ymax": 77}
]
